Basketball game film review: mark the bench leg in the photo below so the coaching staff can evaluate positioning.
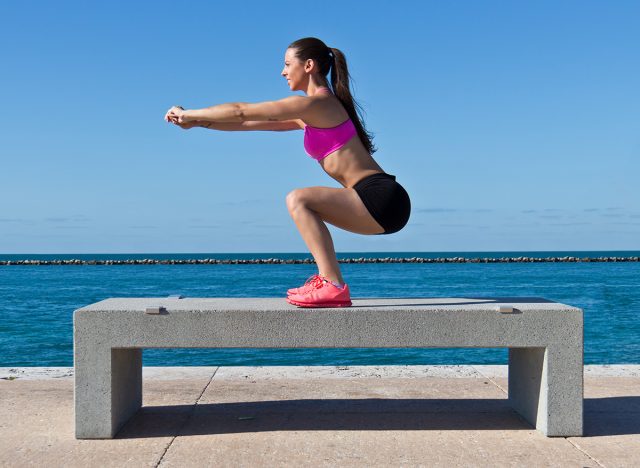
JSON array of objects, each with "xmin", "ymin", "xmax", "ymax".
[
  {"xmin": 75, "ymin": 347, "xmax": 142, "ymax": 439},
  {"xmin": 508, "ymin": 347, "xmax": 583, "ymax": 436}
]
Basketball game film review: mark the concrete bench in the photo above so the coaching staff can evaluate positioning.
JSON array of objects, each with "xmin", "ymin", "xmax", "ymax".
[{"xmin": 73, "ymin": 297, "xmax": 583, "ymax": 439}]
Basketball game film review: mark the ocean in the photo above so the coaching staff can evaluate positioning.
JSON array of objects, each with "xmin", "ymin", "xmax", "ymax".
[{"xmin": 1, "ymin": 251, "xmax": 639, "ymax": 367}]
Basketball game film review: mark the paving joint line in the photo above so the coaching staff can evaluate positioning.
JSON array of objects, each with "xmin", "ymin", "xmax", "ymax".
[
  {"xmin": 472, "ymin": 366, "xmax": 507, "ymax": 395},
  {"xmin": 473, "ymin": 367, "xmax": 603, "ymax": 465},
  {"xmin": 154, "ymin": 367, "xmax": 219, "ymax": 468},
  {"xmin": 471, "ymin": 366, "xmax": 602, "ymax": 462},
  {"xmin": 565, "ymin": 438, "xmax": 606, "ymax": 468}
]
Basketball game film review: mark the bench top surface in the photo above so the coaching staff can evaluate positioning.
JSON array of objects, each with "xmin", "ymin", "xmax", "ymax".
[{"xmin": 76, "ymin": 297, "xmax": 581, "ymax": 314}]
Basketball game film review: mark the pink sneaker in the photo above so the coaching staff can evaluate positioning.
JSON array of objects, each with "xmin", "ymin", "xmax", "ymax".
[
  {"xmin": 286, "ymin": 277, "xmax": 352, "ymax": 308},
  {"xmin": 287, "ymin": 274, "xmax": 322, "ymax": 296}
]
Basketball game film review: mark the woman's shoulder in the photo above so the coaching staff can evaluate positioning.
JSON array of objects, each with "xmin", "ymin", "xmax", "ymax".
[{"xmin": 300, "ymin": 96, "xmax": 350, "ymax": 129}]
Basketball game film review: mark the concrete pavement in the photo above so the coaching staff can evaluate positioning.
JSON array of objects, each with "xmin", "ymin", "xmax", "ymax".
[{"xmin": 1, "ymin": 365, "xmax": 639, "ymax": 467}]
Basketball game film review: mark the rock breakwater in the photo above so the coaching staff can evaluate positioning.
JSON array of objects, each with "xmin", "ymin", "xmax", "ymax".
[{"xmin": 1, "ymin": 256, "xmax": 638, "ymax": 265}]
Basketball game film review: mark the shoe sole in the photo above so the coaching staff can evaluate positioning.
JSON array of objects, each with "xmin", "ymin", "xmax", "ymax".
[{"xmin": 286, "ymin": 297, "xmax": 352, "ymax": 308}]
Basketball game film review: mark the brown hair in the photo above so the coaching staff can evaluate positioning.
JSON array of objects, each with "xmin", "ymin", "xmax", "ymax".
[{"xmin": 288, "ymin": 37, "xmax": 377, "ymax": 154}]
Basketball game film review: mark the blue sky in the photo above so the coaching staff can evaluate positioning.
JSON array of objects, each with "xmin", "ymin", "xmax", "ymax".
[{"xmin": 1, "ymin": 1, "xmax": 638, "ymax": 253}]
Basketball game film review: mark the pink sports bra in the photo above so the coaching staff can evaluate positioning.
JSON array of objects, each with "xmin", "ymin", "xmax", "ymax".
[{"xmin": 303, "ymin": 88, "xmax": 357, "ymax": 161}]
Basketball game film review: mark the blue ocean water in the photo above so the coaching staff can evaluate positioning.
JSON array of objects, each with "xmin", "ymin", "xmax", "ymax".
[{"xmin": 1, "ymin": 251, "xmax": 639, "ymax": 366}]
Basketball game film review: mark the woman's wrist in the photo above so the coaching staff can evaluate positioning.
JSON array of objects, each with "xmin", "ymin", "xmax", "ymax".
[{"xmin": 181, "ymin": 109, "xmax": 196, "ymax": 123}]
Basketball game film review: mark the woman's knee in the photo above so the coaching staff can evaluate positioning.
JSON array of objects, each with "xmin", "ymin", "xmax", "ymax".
[{"xmin": 286, "ymin": 188, "xmax": 311, "ymax": 214}]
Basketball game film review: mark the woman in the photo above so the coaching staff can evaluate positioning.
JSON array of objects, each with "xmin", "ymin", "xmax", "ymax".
[{"xmin": 164, "ymin": 37, "xmax": 411, "ymax": 308}]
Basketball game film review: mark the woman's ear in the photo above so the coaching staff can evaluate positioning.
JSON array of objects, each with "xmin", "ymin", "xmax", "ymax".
[{"xmin": 304, "ymin": 58, "xmax": 315, "ymax": 72}]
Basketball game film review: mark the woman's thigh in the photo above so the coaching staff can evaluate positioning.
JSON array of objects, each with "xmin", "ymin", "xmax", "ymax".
[{"xmin": 287, "ymin": 186, "xmax": 385, "ymax": 235}]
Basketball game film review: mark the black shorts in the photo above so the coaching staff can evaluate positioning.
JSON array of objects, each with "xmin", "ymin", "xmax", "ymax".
[{"xmin": 353, "ymin": 172, "xmax": 411, "ymax": 234}]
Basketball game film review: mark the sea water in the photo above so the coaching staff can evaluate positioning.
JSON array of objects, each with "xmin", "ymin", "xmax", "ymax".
[{"xmin": 1, "ymin": 251, "xmax": 639, "ymax": 366}]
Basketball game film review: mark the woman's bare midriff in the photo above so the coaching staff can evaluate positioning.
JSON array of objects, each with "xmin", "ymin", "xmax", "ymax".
[{"xmin": 319, "ymin": 136, "xmax": 385, "ymax": 188}]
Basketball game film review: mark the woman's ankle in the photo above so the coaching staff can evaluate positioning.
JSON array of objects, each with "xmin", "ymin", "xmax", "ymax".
[{"xmin": 320, "ymin": 274, "xmax": 345, "ymax": 287}]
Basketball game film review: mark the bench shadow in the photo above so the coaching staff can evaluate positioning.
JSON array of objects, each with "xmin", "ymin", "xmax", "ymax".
[
  {"xmin": 116, "ymin": 398, "xmax": 529, "ymax": 439},
  {"xmin": 582, "ymin": 396, "xmax": 640, "ymax": 437},
  {"xmin": 116, "ymin": 396, "xmax": 640, "ymax": 439}
]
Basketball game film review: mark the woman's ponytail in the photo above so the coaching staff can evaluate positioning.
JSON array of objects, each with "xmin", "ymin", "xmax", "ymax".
[{"xmin": 329, "ymin": 47, "xmax": 377, "ymax": 154}]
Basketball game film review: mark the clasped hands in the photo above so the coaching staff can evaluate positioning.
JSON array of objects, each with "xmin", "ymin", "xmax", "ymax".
[{"xmin": 164, "ymin": 106, "xmax": 200, "ymax": 130}]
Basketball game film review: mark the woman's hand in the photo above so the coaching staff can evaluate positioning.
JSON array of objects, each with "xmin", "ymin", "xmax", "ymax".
[
  {"xmin": 164, "ymin": 106, "xmax": 190, "ymax": 124},
  {"xmin": 164, "ymin": 105, "xmax": 183, "ymax": 123}
]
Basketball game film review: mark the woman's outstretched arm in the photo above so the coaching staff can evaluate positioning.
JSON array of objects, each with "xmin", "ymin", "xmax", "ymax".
[{"xmin": 173, "ymin": 96, "xmax": 315, "ymax": 124}]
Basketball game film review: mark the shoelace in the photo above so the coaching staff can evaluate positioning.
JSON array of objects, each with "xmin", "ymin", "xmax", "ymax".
[
  {"xmin": 302, "ymin": 274, "xmax": 321, "ymax": 286},
  {"xmin": 308, "ymin": 275, "xmax": 326, "ymax": 290},
  {"xmin": 295, "ymin": 274, "xmax": 322, "ymax": 294}
]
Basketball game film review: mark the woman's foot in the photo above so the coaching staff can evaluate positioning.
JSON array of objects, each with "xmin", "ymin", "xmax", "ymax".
[{"xmin": 286, "ymin": 276, "xmax": 352, "ymax": 308}]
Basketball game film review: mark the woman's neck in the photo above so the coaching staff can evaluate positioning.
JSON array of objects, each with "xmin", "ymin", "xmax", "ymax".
[{"xmin": 313, "ymin": 86, "xmax": 331, "ymax": 96}]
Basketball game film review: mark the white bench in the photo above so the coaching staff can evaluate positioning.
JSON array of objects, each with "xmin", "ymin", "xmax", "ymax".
[{"xmin": 73, "ymin": 297, "xmax": 583, "ymax": 438}]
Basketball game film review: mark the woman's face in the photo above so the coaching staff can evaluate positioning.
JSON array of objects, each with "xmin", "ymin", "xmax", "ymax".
[{"xmin": 281, "ymin": 48, "xmax": 307, "ymax": 92}]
